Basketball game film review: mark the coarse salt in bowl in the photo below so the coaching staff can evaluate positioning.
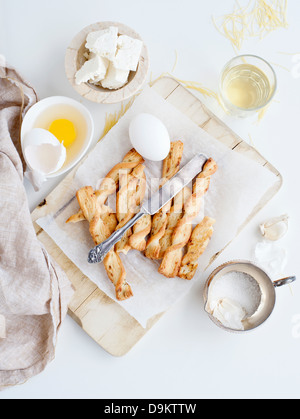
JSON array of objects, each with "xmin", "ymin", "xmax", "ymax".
[
  {"xmin": 203, "ymin": 260, "xmax": 296, "ymax": 333},
  {"xmin": 203, "ymin": 261, "xmax": 265, "ymax": 333},
  {"xmin": 206, "ymin": 270, "xmax": 262, "ymax": 331}
]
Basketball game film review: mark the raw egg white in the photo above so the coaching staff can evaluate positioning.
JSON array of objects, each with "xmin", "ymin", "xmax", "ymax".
[
  {"xmin": 129, "ymin": 113, "xmax": 170, "ymax": 161},
  {"xmin": 23, "ymin": 128, "xmax": 66, "ymax": 175}
]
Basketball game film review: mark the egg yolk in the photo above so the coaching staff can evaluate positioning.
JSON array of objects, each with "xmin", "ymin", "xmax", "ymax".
[{"xmin": 49, "ymin": 119, "xmax": 76, "ymax": 148}]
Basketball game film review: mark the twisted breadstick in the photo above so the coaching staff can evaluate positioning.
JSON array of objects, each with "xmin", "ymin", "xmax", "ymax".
[
  {"xmin": 104, "ymin": 250, "xmax": 133, "ymax": 301},
  {"xmin": 66, "ymin": 149, "xmax": 144, "ymax": 224},
  {"xmin": 72, "ymin": 186, "xmax": 132, "ymax": 300},
  {"xmin": 144, "ymin": 203, "xmax": 170, "ymax": 260},
  {"xmin": 160, "ymin": 140, "xmax": 184, "ymax": 187},
  {"xmin": 179, "ymin": 217, "xmax": 215, "ymax": 280},
  {"xmin": 71, "ymin": 186, "xmax": 117, "ymax": 232},
  {"xmin": 159, "ymin": 186, "xmax": 192, "ymax": 259},
  {"xmin": 116, "ymin": 164, "xmax": 146, "ymax": 222},
  {"xmin": 75, "ymin": 186, "xmax": 98, "ymax": 222},
  {"xmin": 90, "ymin": 214, "xmax": 132, "ymax": 301},
  {"xmin": 104, "ymin": 163, "xmax": 147, "ymax": 299},
  {"xmin": 129, "ymin": 214, "xmax": 152, "ymax": 251},
  {"xmin": 145, "ymin": 141, "xmax": 184, "ymax": 260},
  {"xmin": 115, "ymin": 164, "xmax": 147, "ymax": 254},
  {"xmin": 89, "ymin": 214, "xmax": 113, "ymax": 247},
  {"xmin": 100, "ymin": 205, "xmax": 118, "ymax": 234},
  {"xmin": 159, "ymin": 158, "xmax": 217, "ymax": 278}
]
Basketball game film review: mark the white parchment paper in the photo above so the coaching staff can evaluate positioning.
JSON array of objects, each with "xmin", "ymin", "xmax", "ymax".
[{"xmin": 36, "ymin": 86, "xmax": 278, "ymax": 328}]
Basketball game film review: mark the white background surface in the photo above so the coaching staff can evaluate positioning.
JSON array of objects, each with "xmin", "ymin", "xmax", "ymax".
[{"xmin": 0, "ymin": 0, "xmax": 300, "ymax": 399}]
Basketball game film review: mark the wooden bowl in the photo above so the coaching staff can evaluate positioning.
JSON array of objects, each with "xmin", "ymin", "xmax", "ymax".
[{"xmin": 65, "ymin": 21, "xmax": 149, "ymax": 104}]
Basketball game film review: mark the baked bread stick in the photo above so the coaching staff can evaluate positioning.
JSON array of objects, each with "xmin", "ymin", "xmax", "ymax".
[
  {"xmin": 145, "ymin": 141, "xmax": 184, "ymax": 260},
  {"xmin": 66, "ymin": 149, "xmax": 144, "ymax": 224},
  {"xmin": 74, "ymin": 187, "xmax": 132, "ymax": 301},
  {"xmin": 159, "ymin": 158, "xmax": 217, "ymax": 278},
  {"xmin": 179, "ymin": 217, "xmax": 215, "ymax": 280},
  {"xmin": 159, "ymin": 186, "xmax": 192, "ymax": 259},
  {"xmin": 115, "ymin": 164, "xmax": 147, "ymax": 254}
]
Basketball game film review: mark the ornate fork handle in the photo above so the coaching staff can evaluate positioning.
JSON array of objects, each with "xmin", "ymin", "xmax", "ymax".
[{"xmin": 88, "ymin": 211, "xmax": 146, "ymax": 264}]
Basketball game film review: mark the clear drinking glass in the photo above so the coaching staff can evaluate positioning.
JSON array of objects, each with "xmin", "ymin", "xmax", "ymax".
[{"xmin": 219, "ymin": 55, "xmax": 277, "ymax": 117}]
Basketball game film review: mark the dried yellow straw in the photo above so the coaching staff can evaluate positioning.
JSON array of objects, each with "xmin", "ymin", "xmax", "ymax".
[{"xmin": 213, "ymin": 0, "xmax": 289, "ymax": 51}]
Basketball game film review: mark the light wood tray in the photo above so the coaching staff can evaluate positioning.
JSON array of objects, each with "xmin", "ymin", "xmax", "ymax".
[{"xmin": 31, "ymin": 77, "xmax": 282, "ymax": 356}]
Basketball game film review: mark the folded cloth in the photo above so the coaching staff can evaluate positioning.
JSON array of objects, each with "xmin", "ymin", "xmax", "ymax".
[{"xmin": 0, "ymin": 58, "xmax": 74, "ymax": 390}]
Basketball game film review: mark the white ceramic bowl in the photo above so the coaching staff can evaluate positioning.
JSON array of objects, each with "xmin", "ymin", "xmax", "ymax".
[
  {"xmin": 65, "ymin": 21, "xmax": 149, "ymax": 104},
  {"xmin": 21, "ymin": 96, "xmax": 94, "ymax": 178}
]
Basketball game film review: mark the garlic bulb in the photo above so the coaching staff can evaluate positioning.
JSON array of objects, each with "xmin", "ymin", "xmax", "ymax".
[{"xmin": 259, "ymin": 214, "xmax": 289, "ymax": 241}]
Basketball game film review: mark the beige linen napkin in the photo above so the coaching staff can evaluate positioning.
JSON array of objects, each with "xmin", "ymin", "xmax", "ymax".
[{"xmin": 0, "ymin": 57, "xmax": 74, "ymax": 390}]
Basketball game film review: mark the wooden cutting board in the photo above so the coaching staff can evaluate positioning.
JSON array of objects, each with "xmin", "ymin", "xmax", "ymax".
[{"xmin": 31, "ymin": 77, "xmax": 282, "ymax": 356}]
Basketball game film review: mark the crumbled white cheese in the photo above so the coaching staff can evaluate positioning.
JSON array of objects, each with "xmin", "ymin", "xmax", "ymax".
[
  {"xmin": 113, "ymin": 35, "xmax": 143, "ymax": 71},
  {"xmin": 83, "ymin": 51, "xmax": 96, "ymax": 60},
  {"xmin": 101, "ymin": 62, "xmax": 129, "ymax": 90},
  {"xmin": 75, "ymin": 26, "xmax": 143, "ymax": 90},
  {"xmin": 75, "ymin": 55, "xmax": 109, "ymax": 85},
  {"xmin": 85, "ymin": 26, "xmax": 118, "ymax": 60}
]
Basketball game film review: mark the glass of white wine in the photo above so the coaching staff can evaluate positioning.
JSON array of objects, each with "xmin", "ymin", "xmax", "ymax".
[{"xmin": 220, "ymin": 55, "xmax": 277, "ymax": 117}]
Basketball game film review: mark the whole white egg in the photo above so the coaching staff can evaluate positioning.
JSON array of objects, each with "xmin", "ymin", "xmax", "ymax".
[{"xmin": 129, "ymin": 113, "xmax": 170, "ymax": 161}]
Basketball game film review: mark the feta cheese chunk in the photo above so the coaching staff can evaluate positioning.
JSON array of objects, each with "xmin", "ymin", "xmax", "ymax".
[
  {"xmin": 101, "ymin": 62, "xmax": 129, "ymax": 90},
  {"xmin": 75, "ymin": 26, "xmax": 143, "ymax": 90},
  {"xmin": 113, "ymin": 35, "xmax": 143, "ymax": 72},
  {"xmin": 85, "ymin": 26, "xmax": 118, "ymax": 60},
  {"xmin": 75, "ymin": 55, "xmax": 109, "ymax": 85}
]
